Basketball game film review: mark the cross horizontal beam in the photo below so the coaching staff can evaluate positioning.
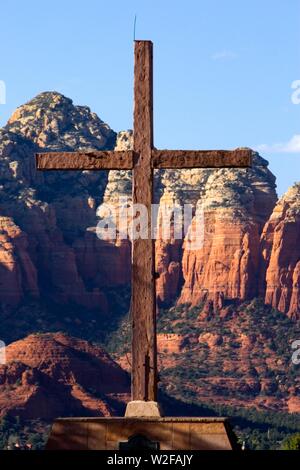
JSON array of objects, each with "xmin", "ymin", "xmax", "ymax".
[
  {"xmin": 36, "ymin": 150, "xmax": 134, "ymax": 170},
  {"xmin": 151, "ymin": 148, "xmax": 252, "ymax": 169},
  {"xmin": 36, "ymin": 148, "xmax": 252, "ymax": 171}
]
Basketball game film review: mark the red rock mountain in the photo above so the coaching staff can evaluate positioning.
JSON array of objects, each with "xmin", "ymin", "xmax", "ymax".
[
  {"xmin": 0, "ymin": 93, "xmax": 129, "ymax": 314},
  {"xmin": 260, "ymin": 184, "xmax": 300, "ymax": 319},
  {"xmin": 0, "ymin": 91, "xmax": 299, "ymax": 320},
  {"xmin": 0, "ymin": 333, "xmax": 130, "ymax": 420}
]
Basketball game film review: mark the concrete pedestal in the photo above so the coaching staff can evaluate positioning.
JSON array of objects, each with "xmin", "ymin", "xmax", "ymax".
[
  {"xmin": 46, "ymin": 417, "xmax": 237, "ymax": 450},
  {"xmin": 125, "ymin": 400, "xmax": 162, "ymax": 417}
]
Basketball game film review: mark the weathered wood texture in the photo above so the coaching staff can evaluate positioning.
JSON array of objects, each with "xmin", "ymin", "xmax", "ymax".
[
  {"xmin": 36, "ymin": 40, "xmax": 253, "ymax": 409},
  {"xmin": 152, "ymin": 148, "xmax": 252, "ymax": 169},
  {"xmin": 36, "ymin": 151, "xmax": 134, "ymax": 170},
  {"xmin": 131, "ymin": 40, "xmax": 157, "ymax": 401}
]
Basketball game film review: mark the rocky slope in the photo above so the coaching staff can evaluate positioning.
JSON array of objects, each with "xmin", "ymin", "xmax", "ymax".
[
  {"xmin": 1, "ymin": 301, "xmax": 300, "ymax": 427},
  {"xmin": 160, "ymin": 300, "xmax": 300, "ymax": 413},
  {"xmin": 0, "ymin": 332, "xmax": 130, "ymax": 420},
  {"xmin": 114, "ymin": 299, "xmax": 300, "ymax": 414}
]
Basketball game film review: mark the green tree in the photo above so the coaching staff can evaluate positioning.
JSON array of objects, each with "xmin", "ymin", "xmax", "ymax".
[{"xmin": 281, "ymin": 433, "xmax": 300, "ymax": 450}]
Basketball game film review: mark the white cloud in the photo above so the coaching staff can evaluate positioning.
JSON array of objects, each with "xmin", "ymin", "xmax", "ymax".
[
  {"xmin": 256, "ymin": 134, "xmax": 300, "ymax": 154},
  {"xmin": 211, "ymin": 50, "xmax": 238, "ymax": 61}
]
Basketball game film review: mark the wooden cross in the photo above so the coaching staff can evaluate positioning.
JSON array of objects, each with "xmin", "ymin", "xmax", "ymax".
[{"xmin": 36, "ymin": 41, "xmax": 251, "ymax": 405}]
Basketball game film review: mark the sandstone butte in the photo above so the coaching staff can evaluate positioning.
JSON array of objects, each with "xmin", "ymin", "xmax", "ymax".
[
  {"xmin": 0, "ymin": 332, "xmax": 130, "ymax": 420},
  {"xmin": 260, "ymin": 184, "xmax": 300, "ymax": 319},
  {"xmin": 0, "ymin": 91, "xmax": 299, "ymax": 320}
]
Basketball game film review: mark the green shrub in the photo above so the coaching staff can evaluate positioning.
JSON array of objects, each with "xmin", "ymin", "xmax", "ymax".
[{"xmin": 281, "ymin": 433, "xmax": 300, "ymax": 450}]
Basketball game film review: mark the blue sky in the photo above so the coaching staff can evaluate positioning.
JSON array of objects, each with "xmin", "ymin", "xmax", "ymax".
[{"xmin": 0, "ymin": 0, "xmax": 299, "ymax": 195}]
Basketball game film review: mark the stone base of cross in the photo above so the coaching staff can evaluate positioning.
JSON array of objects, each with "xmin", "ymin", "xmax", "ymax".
[{"xmin": 37, "ymin": 40, "xmax": 251, "ymax": 449}]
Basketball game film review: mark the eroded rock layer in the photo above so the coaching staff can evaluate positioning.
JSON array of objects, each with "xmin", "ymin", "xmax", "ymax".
[{"xmin": 0, "ymin": 92, "xmax": 299, "ymax": 319}]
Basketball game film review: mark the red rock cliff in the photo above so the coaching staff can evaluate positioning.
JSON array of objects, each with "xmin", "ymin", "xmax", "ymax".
[
  {"xmin": 260, "ymin": 184, "xmax": 300, "ymax": 319},
  {"xmin": 176, "ymin": 152, "xmax": 277, "ymax": 307},
  {"xmin": 1, "ymin": 92, "xmax": 299, "ymax": 319}
]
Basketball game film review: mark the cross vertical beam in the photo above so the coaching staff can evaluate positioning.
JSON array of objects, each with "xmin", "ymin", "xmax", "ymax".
[
  {"xmin": 132, "ymin": 40, "xmax": 157, "ymax": 401},
  {"xmin": 35, "ymin": 39, "xmax": 252, "ymax": 414}
]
